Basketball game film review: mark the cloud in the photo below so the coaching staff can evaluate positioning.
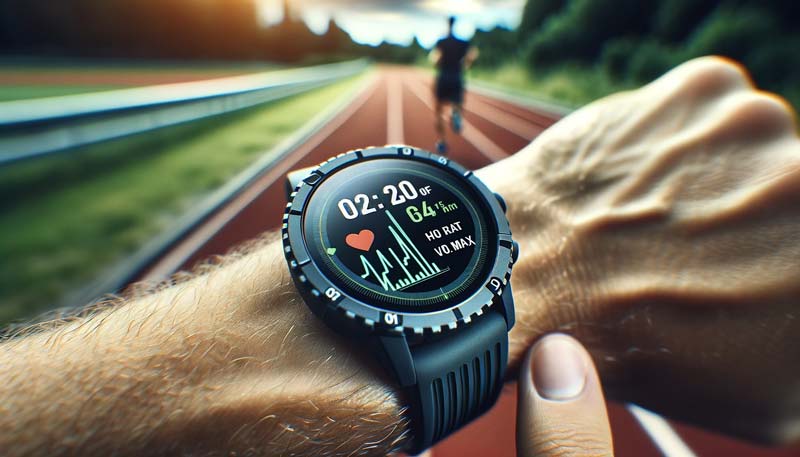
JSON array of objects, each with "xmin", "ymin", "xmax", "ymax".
[
  {"xmin": 302, "ymin": 0, "xmax": 523, "ymax": 47},
  {"xmin": 292, "ymin": 0, "xmax": 524, "ymax": 18},
  {"xmin": 258, "ymin": 0, "xmax": 524, "ymax": 47}
]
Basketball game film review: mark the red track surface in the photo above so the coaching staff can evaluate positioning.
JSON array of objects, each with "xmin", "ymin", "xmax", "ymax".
[{"xmin": 140, "ymin": 66, "xmax": 798, "ymax": 457}]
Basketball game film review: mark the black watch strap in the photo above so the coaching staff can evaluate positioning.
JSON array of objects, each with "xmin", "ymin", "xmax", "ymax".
[{"xmin": 405, "ymin": 309, "xmax": 509, "ymax": 454}]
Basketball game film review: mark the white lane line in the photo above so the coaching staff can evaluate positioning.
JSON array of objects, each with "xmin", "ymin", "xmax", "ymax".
[
  {"xmin": 404, "ymin": 78, "xmax": 507, "ymax": 162},
  {"xmin": 465, "ymin": 98, "xmax": 543, "ymax": 140},
  {"xmin": 409, "ymin": 72, "xmax": 542, "ymax": 141},
  {"xmin": 628, "ymin": 404, "xmax": 697, "ymax": 457},
  {"xmin": 468, "ymin": 81, "xmax": 571, "ymax": 120},
  {"xmin": 141, "ymin": 74, "xmax": 380, "ymax": 281},
  {"xmin": 460, "ymin": 118, "xmax": 510, "ymax": 161},
  {"xmin": 387, "ymin": 74, "xmax": 405, "ymax": 145}
]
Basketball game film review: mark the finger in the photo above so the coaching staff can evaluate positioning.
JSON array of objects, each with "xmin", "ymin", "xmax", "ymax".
[{"xmin": 517, "ymin": 333, "xmax": 613, "ymax": 457}]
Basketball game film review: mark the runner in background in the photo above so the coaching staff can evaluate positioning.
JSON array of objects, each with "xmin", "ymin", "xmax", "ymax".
[{"xmin": 429, "ymin": 16, "xmax": 479, "ymax": 155}]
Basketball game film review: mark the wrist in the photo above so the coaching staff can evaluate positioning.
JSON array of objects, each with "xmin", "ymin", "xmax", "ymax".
[
  {"xmin": 161, "ymin": 239, "xmax": 408, "ymax": 454},
  {"xmin": 476, "ymin": 157, "xmax": 598, "ymax": 370}
]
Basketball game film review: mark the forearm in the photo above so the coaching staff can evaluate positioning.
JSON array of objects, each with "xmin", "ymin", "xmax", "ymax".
[
  {"xmin": 0, "ymin": 236, "xmax": 405, "ymax": 456},
  {"xmin": 0, "ymin": 168, "xmax": 583, "ymax": 457}
]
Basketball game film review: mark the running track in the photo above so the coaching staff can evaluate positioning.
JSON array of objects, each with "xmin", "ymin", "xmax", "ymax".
[{"xmin": 135, "ymin": 66, "xmax": 797, "ymax": 457}]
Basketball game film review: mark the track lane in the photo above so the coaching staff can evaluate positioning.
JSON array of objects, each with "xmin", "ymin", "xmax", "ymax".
[{"xmin": 470, "ymin": 90, "xmax": 562, "ymax": 128}]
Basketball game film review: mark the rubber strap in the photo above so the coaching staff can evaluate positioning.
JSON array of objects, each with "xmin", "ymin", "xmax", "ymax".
[{"xmin": 405, "ymin": 311, "xmax": 509, "ymax": 454}]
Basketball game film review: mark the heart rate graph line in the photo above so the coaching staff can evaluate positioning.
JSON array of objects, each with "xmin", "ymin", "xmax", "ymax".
[
  {"xmin": 358, "ymin": 211, "xmax": 446, "ymax": 292},
  {"xmin": 396, "ymin": 266, "xmax": 449, "ymax": 292}
]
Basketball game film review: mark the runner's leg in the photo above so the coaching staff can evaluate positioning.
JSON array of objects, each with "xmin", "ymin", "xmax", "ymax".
[
  {"xmin": 450, "ymin": 80, "xmax": 464, "ymax": 133},
  {"xmin": 435, "ymin": 98, "xmax": 448, "ymax": 154},
  {"xmin": 435, "ymin": 98, "xmax": 446, "ymax": 140},
  {"xmin": 451, "ymin": 101, "xmax": 463, "ymax": 134}
]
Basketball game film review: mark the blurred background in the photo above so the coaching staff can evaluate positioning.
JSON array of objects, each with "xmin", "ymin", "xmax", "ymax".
[
  {"xmin": 1, "ymin": 1, "xmax": 800, "ymax": 457},
  {"xmin": 1, "ymin": 0, "xmax": 799, "ymax": 326}
]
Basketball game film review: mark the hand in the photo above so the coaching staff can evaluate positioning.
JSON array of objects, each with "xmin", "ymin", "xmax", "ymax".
[
  {"xmin": 480, "ymin": 57, "xmax": 800, "ymax": 444},
  {"xmin": 517, "ymin": 334, "xmax": 613, "ymax": 457}
]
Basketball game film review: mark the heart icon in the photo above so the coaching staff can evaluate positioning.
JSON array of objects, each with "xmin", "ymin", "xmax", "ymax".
[{"xmin": 345, "ymin": 229, "xmax": 375, "ymax": 252}]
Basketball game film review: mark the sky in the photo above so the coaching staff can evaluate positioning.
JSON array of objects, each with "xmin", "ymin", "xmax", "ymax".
[{"xmin": 257, "ymin": 0, "xmax": 525, "ymax": 48}]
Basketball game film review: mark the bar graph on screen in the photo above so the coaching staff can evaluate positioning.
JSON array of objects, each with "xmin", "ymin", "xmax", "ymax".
[{"xmin": 359, "ymin": 211, "xmax": 449, "ymax": 291}]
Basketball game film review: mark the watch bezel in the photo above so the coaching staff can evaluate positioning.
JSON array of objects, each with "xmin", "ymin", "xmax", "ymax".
[{"xmin": 282, "ymin": 146, "xmax": 514, "ymax": 335}]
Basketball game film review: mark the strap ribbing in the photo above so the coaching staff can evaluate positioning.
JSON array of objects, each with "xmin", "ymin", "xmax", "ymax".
[{"xmin": 406, "ymin": 311, "xmax": 508, "ymax": 454}]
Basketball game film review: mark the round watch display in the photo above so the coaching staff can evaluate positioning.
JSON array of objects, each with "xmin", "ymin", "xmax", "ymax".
[
  {"xmin": 302, "ymin": 158, "xmax": 496, "ymax": 313},
  {"xmin": 283, "ymin": 146, "xmax": 517, "ymax": 453},
  {"xmin": 283, "ymin": 146, "xmax": 514, "ymax": 333}
]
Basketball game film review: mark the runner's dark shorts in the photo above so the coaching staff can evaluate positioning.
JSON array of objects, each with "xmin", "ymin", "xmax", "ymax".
[{"xmin": 435, "ymin": 72, "xmax": 464, "ymax": 104}]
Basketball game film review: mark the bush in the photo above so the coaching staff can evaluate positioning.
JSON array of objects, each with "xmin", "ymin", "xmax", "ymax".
[
  {"xmin": 472, "ymin": 26, "xmax": 518, "ymax": 67},
  {"xmin": 517, "ymin": 0, "xmax": 567, "ymax": 40},
  {"xmin": 651, "ymin": 0, "xmax": 720, "ymax": 44},
  {"xmin": 525, "ymin": 0, "xmax": 657, "ymax": 68},
  {"xmin": 745, "ymin": 37, "xmax": 800, "ymax": 89},
  {"xmin": 627, "ymin": 40, "xmax": 682, "ymax": 82},
  {"xmin": 685, "ymin": 6, "xmax": 778, "ymax": 62},
  {"xmin": 600, "ymin": 38, "xmax": 639, "ymax": 79},
  {"xmin": 525, "ymin": 11, "xmax": 586, "ymax": 68},
  {"xmin": 681, "ymin": 5, "xmax": 799, "ymax": 93},
  {"xmin": 499, "ymin": 0, "xmax": 800, "ymax": 110}
]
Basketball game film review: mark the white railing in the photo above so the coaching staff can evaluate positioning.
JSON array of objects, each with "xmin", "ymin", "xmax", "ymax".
[{"xmin": 0, "ymin": 59, "xmax": 367, "ymax": 166}]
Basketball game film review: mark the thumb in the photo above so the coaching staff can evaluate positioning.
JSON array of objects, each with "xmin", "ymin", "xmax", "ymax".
[{"xmin": 517, "ymin": 333, "xmax": 614, "ymax": 457}]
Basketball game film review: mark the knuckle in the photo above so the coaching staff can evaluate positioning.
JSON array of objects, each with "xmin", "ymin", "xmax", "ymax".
[
  {"xmin": 687, "ymin": 56, "xmax": 751, "ymax": 88},
  {"xmin": 725, "ymin": 91, "xmax": 796, "ymax": 137},
  {"xmin": 748, "ymin": 92, "xmax": 795, "ymax": 127},
  {"xmin": 668, "ymin": 56, "xmax": 752, "ymax": 100},
  {"xmin": 644, "ymin": 57, "xmax": 756, "ymax": 112}
]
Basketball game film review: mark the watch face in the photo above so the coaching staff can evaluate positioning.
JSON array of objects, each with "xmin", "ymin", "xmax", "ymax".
[{"xmin": 303, "ymin": 158, "xmax": 497, "ymax": 313}]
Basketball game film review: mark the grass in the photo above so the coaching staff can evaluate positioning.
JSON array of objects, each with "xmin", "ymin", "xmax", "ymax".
[
  {"xmin": 0, "ymin": 74, "xmax": 364, "ymax": 325},
  {"xmin": 0, "ymin": 58, "xmax": 280, "ymax": 75},
  {"xmin": 469, "ymin": 61, "xmax": 635, "ymax": 108},
  {"xmin": 0, "ymin": 58, "xmax": 283, "ymax": 101},
  {"xmin": 0, "ymin": 85, "xmax": 124, "ymax": 101}
]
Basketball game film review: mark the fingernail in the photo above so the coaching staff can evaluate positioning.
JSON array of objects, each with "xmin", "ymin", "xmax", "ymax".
[{"xmin": 531, "ymin": 335, "xmax": 587, "ymax": 401}]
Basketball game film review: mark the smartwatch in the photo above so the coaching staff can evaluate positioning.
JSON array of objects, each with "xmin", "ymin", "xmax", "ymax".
[{"xmin": 282, "ymin": 145, "xmax": 518, "ymax": 454}]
